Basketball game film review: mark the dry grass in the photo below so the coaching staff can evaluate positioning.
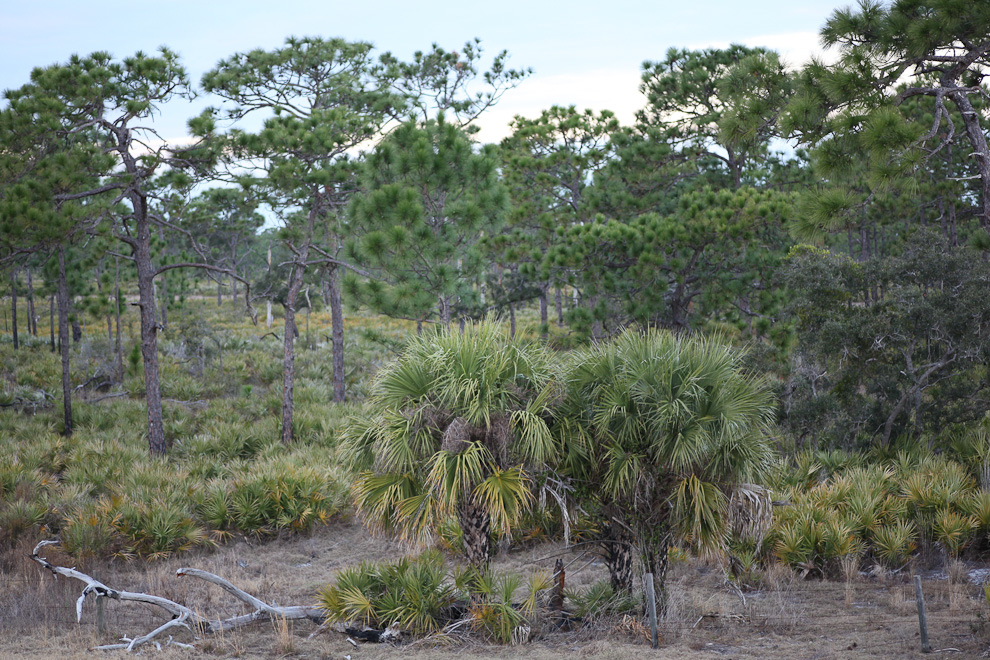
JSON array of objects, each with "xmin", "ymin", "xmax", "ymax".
[{"xmin": 1, "ymin": 520, "xmax": 986, "ymax": 659}]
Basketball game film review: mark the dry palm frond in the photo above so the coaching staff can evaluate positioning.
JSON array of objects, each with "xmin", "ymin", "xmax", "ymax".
[{"xmin": 728, "ymin": 483, "xmax": 773, "ymax": 547}]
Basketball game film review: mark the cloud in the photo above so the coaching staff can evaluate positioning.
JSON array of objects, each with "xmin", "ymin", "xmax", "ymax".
[
  {"xmin": 473, "ymin": 68, "xmax": 645, "ymax": 142},
  {"xmin": 687, "ymin": 30, "xmax": 839, "ymax": 69}
]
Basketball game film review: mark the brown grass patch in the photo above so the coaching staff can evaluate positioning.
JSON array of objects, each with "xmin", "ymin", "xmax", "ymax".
[{"xmin": 1, "ymin": 521, "xmax": 985, "ymax": 659}]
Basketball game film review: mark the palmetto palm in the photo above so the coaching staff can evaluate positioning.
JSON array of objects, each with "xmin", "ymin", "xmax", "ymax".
[
  {"xmin": 557, "ymin": 329, "xmax": 776, "ymax": 603},
  {"xmin": 341, "ymin": 320, "xmax": 559, "ymax": 569}
]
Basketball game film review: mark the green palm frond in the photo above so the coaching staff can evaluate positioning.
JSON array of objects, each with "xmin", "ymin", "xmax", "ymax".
[
  {"xmin": 474, "ymin": 466, "xmax": 532, "ymax": 535},
  {"xmin": 671, "ymin": 475, "xmax": 728, "ymax": 553},
  {"xmin": 510, "ymin": 409, "xmax": 555, "ymax": 464},
  {"xmin": 352, "ymin": 471, "xmax": 422, "ymax": 537}
]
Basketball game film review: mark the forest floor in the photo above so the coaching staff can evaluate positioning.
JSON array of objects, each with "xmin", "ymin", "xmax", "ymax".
[{"xmin": 2, "ymin": 518, "xmax": 986, "ymax": 659}]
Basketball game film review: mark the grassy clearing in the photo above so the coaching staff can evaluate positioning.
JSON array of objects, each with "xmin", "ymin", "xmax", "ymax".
[
  {"xmin": 2, "ymin": 300, "xmax": 990, "ymax": 657},
  {"xmin": 0, "ymin": 301, "xmax": 412, "ymax": 559}
]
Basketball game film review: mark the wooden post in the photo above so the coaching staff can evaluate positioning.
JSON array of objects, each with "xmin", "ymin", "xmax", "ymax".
[
  {"xmin": 914, "ymin": 575, "xmax": 930, "ymax": 653},
  {"xmin": 96, "ymin": 595, "xmax": 106, "ymax": 634},
  {"xmin": 644, "ymin": 573, "xmax": 659, "ymax": 649}
]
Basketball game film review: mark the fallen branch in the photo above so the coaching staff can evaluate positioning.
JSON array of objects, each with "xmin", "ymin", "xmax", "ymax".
[{"xmin": 29, "ymin": 539, "xmax": 326, "ymax": 652}]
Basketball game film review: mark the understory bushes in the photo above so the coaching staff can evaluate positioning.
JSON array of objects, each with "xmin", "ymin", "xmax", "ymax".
[
  {"xmin": 317, "ymin": 550, "xmax": 553, "ymax": 643},
  {"xmin": 766, "ymin": 447, "xmax": 990, "ymax": 576},
  {"xmin": 0, "ymin": 303, "xmax": 408, "ymax": 560},
  {"xmin": 0, "ymin": 401, "xmax": 357, "ymax": 559}
]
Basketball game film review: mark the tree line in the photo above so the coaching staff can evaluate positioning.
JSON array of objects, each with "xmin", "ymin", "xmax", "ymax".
[{"xmin": 2, "ymin": 0, "xmax": 990, "ymax": 458}]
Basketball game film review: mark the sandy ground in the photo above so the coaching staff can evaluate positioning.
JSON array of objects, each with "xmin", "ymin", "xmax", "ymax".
[{"xmin": 1, "ymin": 519, "xmax": 986, "ymax": 659}]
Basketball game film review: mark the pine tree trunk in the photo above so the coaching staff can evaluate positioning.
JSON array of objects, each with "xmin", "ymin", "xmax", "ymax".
[
  {"xmin": 71, "ymin": 312, "xmax": 81, "ymax": 344},
  {"xmin": 539, "ymin": 287, "xmax": 548, "ymax": 335},
  {"xmin": 26, "ymin": 267, "xmax": 36, "ymax": 336},
  {"xmin": 281, "ymin": 296, "xmax": 299, "ymax": 445},
  {"xmin": 10, "ymin": 268, "xmax": 18, "ymax": 350},
  {"xmin": 458, "ymin": 495, "xmax": 492, "ymax": 570},
  {"xmin": 555, "ymin": 287, "xmax": 564, "ymax": 326},
  {"xmin": 947, "ymin": 84, "xmax": 990, "ymax": 232},
  {"xmin": 133, "ymin": 204, "xmax": 167, "ymax": 455},
  {"xmin": 328, "ymin": 264, "xmax": 345, "ymax": 403},
  {"xmin": 230, "ymin": 245, "xmax": 238, "ymax": 302},
  {"xmin": 156, "ymin": 278, "xmax": 168, "ymax": 330},
  {"xmin": 114, "ymin": 257, "xmax": 123, "ymax": 383},
  {"xmin": 57, "ymin": 246, "xmax": 72, "ymax": 436},
  {"xmin": 49, "ymin": 294, "xmax": 55, "ymax": 353},
  {"xmin": 217, "ymin": 277, "xmax": 222, "ymax": 306},
  {"xmin": 439, "ymin": 295, "xmax": 452, "ymax": 326},
  {"xmin": 509, "ymin": 303, "xmax": 516, "ymax": 338},
  {"xmin": 280, "ymin": 213, "xmax": 315, "ymax": 444}
]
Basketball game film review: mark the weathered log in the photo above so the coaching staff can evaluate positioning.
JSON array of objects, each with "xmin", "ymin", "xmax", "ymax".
[{"xmin": 29, "ymin": 540, "xmax": 325, "ymax": 652}]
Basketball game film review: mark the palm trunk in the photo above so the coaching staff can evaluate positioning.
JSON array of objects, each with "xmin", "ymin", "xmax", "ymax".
[
  {"xmin": 458, "ymin": 495, "xmax": 491, "ymax": 570},
  {"xmin": 640, "ymin": 525, "xmax": 672, "ymax": 615},
  {"xmin": 600, "ymin": 521, "xmax": 633, "ymax": 593}
]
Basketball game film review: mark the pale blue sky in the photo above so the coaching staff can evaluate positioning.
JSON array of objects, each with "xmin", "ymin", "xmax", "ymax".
[{"xmin": 1, "ymin": 0, "xmax": 852, "ymax": 141}]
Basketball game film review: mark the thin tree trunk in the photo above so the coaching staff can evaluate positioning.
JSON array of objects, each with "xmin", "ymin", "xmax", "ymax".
[
  {"xmin": 321, "ymin": 273, "xmax": 331, "ymax": 307},
  {"xmin": 230, "ymin": 245, "xmax": 238, "ymax": 303},
  {"xmin": 71, "ymin": 311, "xmax": 81, "ymax": 344},
  {"xmin": 96, "ymin": 265, "xmax": 112, "ymax": 341},
  {"xmin": 26, "ymin": 267, "xmax": 36, "ymax": 336},
  {"xmin": 555, "ymin": 287, "xmax": 564, "ymax": 326},
  {"xmin": 57, "ymin": 246, "xmax": 72, "ymax": 436},
  {"xmin": 282, "ymin": 295, "xmax": 299, "ymax": 444},
  {"xmin": 947, "ymin": 85, "xmax": 990, "ymax": 231},
  {"xmin": 328, "ymin": 264, "xmax": 345, "ymax": 403},
  {"xmin": 156, "ymin": 279, "xmax": 168, "ymax": 331},
  {"xmin": 280, "ymin": 212, "xmax": 316, "ymax": 444},
  {"xmin": 49, "ymin": 294, "xmax": 55, "ymax": 353},
  {"xmin": 132, "ymin": 202, "xmax": 167, "ymax": 455},
  {"xmin": 539, "ymin": 287, "xmax": 548, "ymax": 335},
  {"xmin": 439, "ymin": 295, "xmax": 452, "ymax": 326},
  {"xmin": 114, "ymin": 256, "xmax": 123, "ymax": 383},
  {"xmin": 509, "ymin": 303, "xmax": 516, "ymax": 338},
  {"xmin": 10, "ymin": 267, "xmax": 18, "ymax": 350},
  {"xmin": 217, "ymin": 277, "xmax": 222, "ymax": 306}
]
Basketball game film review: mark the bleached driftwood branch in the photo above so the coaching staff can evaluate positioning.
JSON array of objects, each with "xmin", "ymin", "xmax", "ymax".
[{"xmin": 29, "ymin": 540, "xmax": 324, "ymax": 652}]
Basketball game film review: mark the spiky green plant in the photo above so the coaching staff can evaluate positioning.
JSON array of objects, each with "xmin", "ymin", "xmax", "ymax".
[
  {"xmin": 317, "ymin": 551, "xmax": 458, "ymax": 634},
  {"xmin": 932, "ymin": 509, "xmax": 976, "ymax": 558},
  {"xmin": 568, "ymin": 580, "xmax": 638, "ymax": 618},
  {"xmin": 872, "ymin": 520, "xmax": 917, "ymax": 569},
  {"xmin": 341, "ymin": 320, "xmax": 559, "ymax": 569},
  {"xmin": 557, "ymin": 329, "xmax": 776, "ymax": 601}
]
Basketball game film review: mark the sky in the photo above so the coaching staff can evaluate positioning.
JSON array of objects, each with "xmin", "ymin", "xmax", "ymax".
[{"xmin": 0, "ymin": 0, "xmax": 852, "ymax": 143}]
